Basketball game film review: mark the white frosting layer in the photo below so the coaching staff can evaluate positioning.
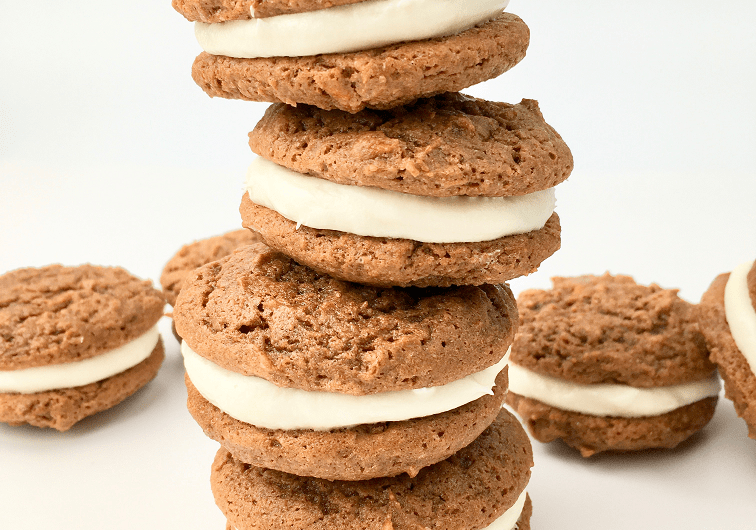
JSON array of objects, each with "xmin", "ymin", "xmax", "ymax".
[
  {"xmin": 484, "ymin": 489, "xmax": 527, "ymax": 530},
  {"xmin": 245, "ymin": 157, "xmax": 556, "ymax": 243},
  {"xmin": 0, "ymin": 326, "xmax": 160, "ymax": 394},
  {"xmin": 724, "ymin": 259, "xmax": 756, "ymax": 375},
  {"xmin": 196, "ymin": 0, "xmax": 508, "ymax": 58},
  {"xmin": 182, "ymin": 341, "xmax": 507, "ymax": 431},
  {"xmin": 508, "ymin": 362, "xmax": 720, "ymax": 417}
]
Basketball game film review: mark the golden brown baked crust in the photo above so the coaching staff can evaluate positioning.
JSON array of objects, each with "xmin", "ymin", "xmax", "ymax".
[
  {"xmin": 211, "ymin": 409, "xmax": 532, "ymax": 530},
  {"xmin": 507, "ymin": 392, "xmax": 718, "ymax": 457},
  {"xmin": 0, "ymin": 340, "xmax": 165, "ymax": 431},
  {"xmin": 748, "ymin": 260, "xmax": 756, "ymax": 309},
  {"xmin": 699, "ymin": 271, "xmax": 756, "ymax": 438},
  {"xmin": 191, "ymin": 14, "xmax": 529, "ymax": 112},
  {"xmin": 241, "ymin": 197, "xmax": 561, "ymax": 288},
  {"xmin": 510, "ymin": 274, "xmax": 716, "ymax": 387},
  {"xmin": 186, "ymin": 369, "xmax": 507, "ymax": 480},
  {"xmin": 249, "ymin": 94, "xmax": 572, "ymax": 197},
  {"xmin": 173, "ymin": 0, "xmax": 368, "ymax": 22},
  {"xmin": 0, "ymin": 264, "xmax": 165, "ymax": 370},
  {"xmin": 174, "ymin": 244, "xmax": 517, "ymax": 394},
  {"xmin": 160, "ymin": 229, "xmax": 262, "ymax": 307}
]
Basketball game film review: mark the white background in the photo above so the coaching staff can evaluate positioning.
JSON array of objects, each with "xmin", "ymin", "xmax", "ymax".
[{"xmin": 1, "ymin": 1, "xmax": 755, "ymax": 528}]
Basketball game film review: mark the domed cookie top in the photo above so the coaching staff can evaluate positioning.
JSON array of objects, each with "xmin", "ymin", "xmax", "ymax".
[
  {"xmin": 173, "ymin": 243, "xmax": 517, "ymax": 394},
  {"xmin": 173, "ymin": 0, "xmax": 369, "ymax": 21},
  {"xmin": 249, "ymin": 94, "xmax": 573, "ymax": 197}
]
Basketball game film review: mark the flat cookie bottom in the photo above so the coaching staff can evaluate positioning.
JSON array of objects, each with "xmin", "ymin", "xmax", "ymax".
[
  {"xmin": 192, "ymin": 13, "xmax": 529, "ymax": 112},
  {"xmin": 187, "ymin": 369, "xmax": 507, "ymax": 481},
  {"xmin": 699, "ymin": 273, "xmax": 756, "ymax": 438},
  {"xmin": 240, "ymin": 195, "xmax": 560, "ymax": 287},
  {"xmin": 212, "ymin": 408, "xmax": 532, "ymax": 530},
  {"xmin": 507, "ymin": 392, "xmax": 718, "ymax": 457},
  {"xmin": 0, "ymin": 339, "xmax": 165, "ymax": 431}
]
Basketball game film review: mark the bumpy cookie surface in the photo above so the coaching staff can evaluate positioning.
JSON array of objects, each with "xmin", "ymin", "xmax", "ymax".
[
  {"xmin": 699, "ymin": 268, "xmax": 756, "ymax": 438},
  {"xmin": 160, "ymin": 229, "xmax": 262, "ymax": 306},
  {"xmin": 211, "ymin": 409, "xmax": 533, "ymax": 530},
  {"xmin": 0, "ymin": 265, "xmax": 165, "ymax": 370},
  {"xmin": 173, "ymin": 0, "xmax": 368, "ymax": 21},
  {"xmin": 241, "ymin": 198, "xmax": 561, "ymax": 287},
  {"xmin": 249, "ymin": 94, "xmax": 572, "ymax": 197},
  {"xmin": 510, "ymin": 274, "xmax": 716, "ymax": 387},
  {"xmin": 187, "ymin": 370, "xmax": 507, "ymax": 480},
  {"xmin": 192, "ymin": 14, "xmax": 529, "ymax": 112},
  {"xmin": 174, "ymin": 244, "xmax": 517, "ymax": 394}
]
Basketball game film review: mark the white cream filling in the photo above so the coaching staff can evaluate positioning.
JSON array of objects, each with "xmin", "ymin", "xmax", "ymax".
[
  {"xmin": 245, "ymin": 157, "xmax": 555, "ymax": 243},
  {"xmin": 724, "ymin": 259, "xmax": 756, "ymax": 375},
  {"xmin": 484, "ymin": 489, "xmax": 527, "ymax": 530},
  {"xmin": 0, "ymin": 326, "xmax": 160, "ymax": 394},
  {"xmin": 182, "ymin": 341, "xmax": 507, "ymax": 431},
  {"xmin": 508, "ymin": 362, "xmax": 720, "ymax": 418},
  {"xmin": 196, "ymin": 0, "xmax": 508, "ymax": 58}
]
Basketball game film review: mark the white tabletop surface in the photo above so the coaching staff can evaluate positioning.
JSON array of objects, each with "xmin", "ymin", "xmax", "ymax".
[{"xmin": 1, "ymin": 1, "xmax": 755, "ymax": 529}]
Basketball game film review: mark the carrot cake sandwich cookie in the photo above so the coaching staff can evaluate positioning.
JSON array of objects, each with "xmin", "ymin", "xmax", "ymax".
[
  {"xmin": 213, "ymin": 409, "xmax": 534, "ymax": 530},
  {"xmin": 699, "ymin": 258, "xmax": 756, "ymax": 438},
  {"xmin": 241, "ymin": 93, "xmax": 572, "ymax": 287},
  {"xmin": 506, "ymin": 274, "xmax": 721, "ymax": 457},
  {"xmin": 173, "ymin": 0, "xmax": 530, "ymax": 111},
  {"xmin": 0, "ymin": 264, "xmax": 165, "ymax": 431},
  {"xmin": 174, "ymin": 243, "xmax": 517, "ymax": 480}
]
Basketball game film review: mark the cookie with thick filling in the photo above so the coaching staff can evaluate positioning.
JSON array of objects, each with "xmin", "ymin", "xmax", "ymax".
[
  {"xmin": 211, "ymin": 409, "xmax": 533, "ymax": 530},
  {"xmin": 0, "ymin": 265, "xmax": 165, "ymax": 431},
  {"xmin": 174, "ymin": 243, "xmax": 517, "ymax": 477},
  {"xmin": 698, "ymin": 259, "xmax": 756, "ymax": 439},
  {"xmin": 506, "ymin": 273, "xmax": 720, "ymax": 457}
]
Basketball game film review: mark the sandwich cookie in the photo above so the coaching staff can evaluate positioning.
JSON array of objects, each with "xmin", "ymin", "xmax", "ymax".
[
  {"xmin": 212, "ymin": 409, "xmax": 533, "ymax": 530},
  {"xmin": 506, "ymin": 274, "xmax": 720, "ymax": 457},
  {"xmin": 186, "ymin": 0, "xmax": 529, "ymax": 112},
  {"xmin": 174, "ymin": 243, "xmax": 517, "ymax": 479},
  {"xmin": 0, "ymin": 265, "xmax": 165, "ymax": 431},
  {"xmin": 698, "ymin": 259, "xmax": 756, "ymax": 438},
  {"xmin": 241, "ymin": 94, "xmax": 570, "ymax": 287}
]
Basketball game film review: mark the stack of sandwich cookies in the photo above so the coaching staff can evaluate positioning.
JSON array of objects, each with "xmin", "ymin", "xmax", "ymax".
[
  {"xmin": 506, "ymin": 274, "xmax": 721, "ymax": 457},
  {"xmin": 699, "ymin": 259, "xmax": 756, "ymax": 438},
  {"xmin": 0, "ymin": 264, "xmax": 165, "ymax": 431},
  {"xmin": 242, "ymin": 93, "xmax": 571, "ymax": 287},
  {"xmin": 175, "ymin": 244, "xmax": 516, "ymax": 480},
  {"xmin": 175, "ymin": 0, "xmax": 530, "ymax": 111}
]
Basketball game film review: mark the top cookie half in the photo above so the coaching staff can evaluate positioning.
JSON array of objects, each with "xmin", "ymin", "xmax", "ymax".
[{"xmin": 187, "ymin": 0, "xmax": 529, "ymax": 112}]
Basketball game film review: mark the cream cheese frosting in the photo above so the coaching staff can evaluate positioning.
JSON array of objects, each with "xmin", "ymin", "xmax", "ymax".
[
  {"xmin": 245, "ymin": 157, "xmax": 556, "ymax": 243},
  {"xmin": 196, "ymin": 0, "xmax": 508, "ymax": 58},
  {"xmin": 724, "ymin": 259, "xmax": 756, "ymax": 375},
  {"xmin": 508, "ymin": 362, "xmax": 721, "ymax": 418},
  {"xmin": 0, "ymin": 326, "xmax": 160, "ymax": 394},
  {"xmin": 485, "ymin": 489, "xmax": 528, "ymax": 530},
  {"xmin": 182, "ymin": 341, "xmax": 507, "ymax": 431}
]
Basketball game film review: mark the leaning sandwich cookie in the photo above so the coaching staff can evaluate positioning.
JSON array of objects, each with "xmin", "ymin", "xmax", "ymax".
[
  {"xmin": 506, "ymin": 274, "xmax": 720, "ymax": 457},
  {"xmin": 0, "ymin": 264, "xmax": 165, "ymax": 431}
]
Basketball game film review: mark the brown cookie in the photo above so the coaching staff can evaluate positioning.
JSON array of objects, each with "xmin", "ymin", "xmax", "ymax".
[
  {"xmin": 0, "ymin": 264, "xmax": 165, "ymax": 430},
  {"xmin": 191, "ymin": 13, "xmax": 529, "ymax": 112},
  {"xmin": 160, "ymin": 229, "xmax": 262, "ymax": 307},
  {"xmin": 174, "ymin": 244, "xmax": 517, "ymax": 394},
  {"xmin": 211, "ymin": 408, "xmax": 533, "ymax": 530},
  {"xmin": 186, "ymin": 369, "xmax": 507, "ymax": 480},
  {"xmin": 506, "ymin": 273, "xmax": 719, "ymax": 456},
  {"xmin": 241, "ymin": 197, "xmax": 561, "ymax": 287},
  {"xmin": 173, "ymin": 0, "xmax": 369, "ymax": 22},
  {"xmin": 699, "ymin": 266, "xmax": 756, "ymax": 438},
  {"xmin": 249, "ymin": 95, "xmax": 573, "ymax": 197}
]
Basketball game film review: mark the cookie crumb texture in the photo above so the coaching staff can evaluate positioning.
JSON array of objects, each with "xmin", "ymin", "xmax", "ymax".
[
  {"xmin": 174, "ymin": 244, "xmax": 517, "ymax": 394},
  {"xmin": 508, "ymin": 392, "xmax": 718, "ymax": 457},
  {"xmin": 0, "ymin": 340, "xmax": 164, "ymax": 431},
  {"xmin": 191, "ymin": 14, "xmax": 529, "ymax": 112},
  {"xmin": 510, "ymin": 274, "xmax": 716, "ymax": 387},
  {"xmin": 250, "ymin": 94, "xmax": 572, "ymax": 197},
  {"xmin": 173, "ymin": 0, "xmax": 369, "ymax": 22},
  {"xmin": 0, "ymin": 265, "xmax": 165, "ymax": 370},
  {"xmin": 212, "ymin": 409, "xmax": 533, "ymax": 530}
]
